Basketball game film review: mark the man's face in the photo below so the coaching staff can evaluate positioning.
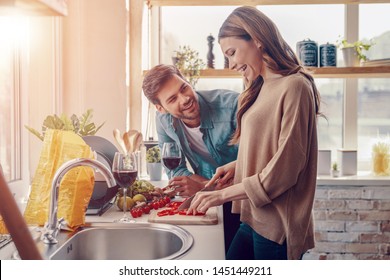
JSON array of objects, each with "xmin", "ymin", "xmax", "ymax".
[{"xmin": 155, "ymin": 74, "xmax": 200, "ymax": 126}]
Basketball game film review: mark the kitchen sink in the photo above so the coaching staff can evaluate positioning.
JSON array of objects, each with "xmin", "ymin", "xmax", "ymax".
[{"xmin": 44, "ymin": 222, "xmax": 193, "ymax": 260}]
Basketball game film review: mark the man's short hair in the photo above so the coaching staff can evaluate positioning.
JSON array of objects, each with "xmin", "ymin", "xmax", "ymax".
[{"xmin": 142, "ymin": 64, "xmax": 185, "ymax": 105}]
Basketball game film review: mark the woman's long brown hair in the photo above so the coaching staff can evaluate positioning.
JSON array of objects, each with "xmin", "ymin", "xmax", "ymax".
[{"xmin": 218, "ymin": 6, "xmax": 322, "ymax": 144}]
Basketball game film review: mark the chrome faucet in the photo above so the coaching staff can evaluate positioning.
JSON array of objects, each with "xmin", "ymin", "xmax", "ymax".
[{"xmin": 41, "ymin": 158, "xmax": 116, "ymax": 244}]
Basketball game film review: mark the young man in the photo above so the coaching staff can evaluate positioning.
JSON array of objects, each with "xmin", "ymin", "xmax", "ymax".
[{"xmin": 142, "ymin": 64, "xmax": 240, "ymax": 253}]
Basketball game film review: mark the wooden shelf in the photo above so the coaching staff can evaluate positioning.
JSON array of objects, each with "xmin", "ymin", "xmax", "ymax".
[
  {"xmin": 307, "ymin": 66, "xmax": 390, "ymax": 78},
  {"xmin": 146, "ymin": 0, "xmax": 390, "ymax": 7},
  {"xmin": 144, "ymin": 66, "xmax": 390, "ymax": 78},
  {"xmin": 196, "ymin": 66, "xmax": 390, "ymax": 78}
]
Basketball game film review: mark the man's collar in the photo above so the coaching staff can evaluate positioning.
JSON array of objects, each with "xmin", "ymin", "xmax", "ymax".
[{"xmin": 197, "ymin": 92, "xmax": 213, "ymax": 129}]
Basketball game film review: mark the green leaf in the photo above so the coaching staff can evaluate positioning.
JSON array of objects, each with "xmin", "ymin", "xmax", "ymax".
[
  {"xmin": 24, "ymin": 125, "xmax": 44, "ymax": 141},
  {"xmin": 60, "ymin": 114, "xmax": 74, "ymax": 131},
  {"xmin": 71, "ymin": 114, "xmax": 80, "ymax": 134},
  {"xmin": 25, "ymin": 109, "xmax": 105, "ymax": 141},
  {"xmin": 43, "ymin": 115, "xmax": 65, "ymax": 130}
]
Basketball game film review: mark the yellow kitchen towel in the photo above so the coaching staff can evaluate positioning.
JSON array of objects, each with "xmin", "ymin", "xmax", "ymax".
[
  {"xmin": 0, "ymin": 215, "xmax": 8, "ymax": 234},
  {"xmin": 24, "ymin": 129, "xmax": 95, "ymax": 230}
]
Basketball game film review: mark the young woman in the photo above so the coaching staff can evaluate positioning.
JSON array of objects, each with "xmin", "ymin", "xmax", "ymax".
[{"xmin": 187, "ymin": 6, "xmax": 321, "ymax": 260}]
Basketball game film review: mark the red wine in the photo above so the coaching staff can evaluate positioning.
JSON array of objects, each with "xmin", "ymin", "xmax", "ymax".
[
  {"xmin": 162, "ymin": 157, "xmax": 181, "ymax": 170},
  {"xmin": 113, "ymin": 170, "xmax": 137, "ymax": 188}
]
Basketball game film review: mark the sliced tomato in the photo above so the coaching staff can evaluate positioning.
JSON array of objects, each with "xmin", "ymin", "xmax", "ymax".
[
  {"xmin": 157, "ymin": 207, "xmax": 179, "ymax": 217},
  {"xmin": 157, "ymin": 209, "xmax": 171, "ymax": 217},
  {"xmin": 166, "ymin": 201, "xmax": 183, "ymax": 209}
]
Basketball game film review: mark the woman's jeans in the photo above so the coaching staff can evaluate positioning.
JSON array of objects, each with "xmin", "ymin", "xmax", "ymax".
[{"xmin": 226, "ymin": 223, "xmax": 287, "ymax": 260}]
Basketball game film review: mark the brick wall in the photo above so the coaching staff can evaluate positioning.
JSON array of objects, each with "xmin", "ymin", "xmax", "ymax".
[{"xmin": 303, "ymin": 185, "xmax": 390, "ymax": 260}]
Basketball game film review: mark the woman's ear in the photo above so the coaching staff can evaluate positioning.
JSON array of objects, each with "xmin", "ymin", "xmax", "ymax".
[{"xmin": 254, "ymin": 40, "xmax": 262, "ymax": 49}]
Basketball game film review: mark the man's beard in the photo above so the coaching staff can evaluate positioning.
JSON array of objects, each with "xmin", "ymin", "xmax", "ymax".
[{"xmin": 171, "ymin": 98, "xmax": 200, "ymax": 121}]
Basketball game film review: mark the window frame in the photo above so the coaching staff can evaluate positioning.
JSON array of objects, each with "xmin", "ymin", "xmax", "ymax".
[{"xmin": 7, "ymin": 35, "xmax": 30, "ymax": 204}]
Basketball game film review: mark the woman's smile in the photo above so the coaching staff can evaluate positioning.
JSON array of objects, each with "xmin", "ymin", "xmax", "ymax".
[{"xmin": 237, "ymin": 65, "xmax": 247, "ymax": 76}]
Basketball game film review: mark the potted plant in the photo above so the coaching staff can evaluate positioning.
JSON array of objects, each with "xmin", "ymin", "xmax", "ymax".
[
  {"xmin": 337, "ymin": 38, "xmax": 374, "ymax": 67},
  {"xmin": 172, "ymin": 45, "xmax": 205, "ymax": 88},
  {"xmin": 25, "ymin": 109, "xmax": 104, "ymax": 141},
  {"xmin": 331, "ymin": 162, "xmax": 340, "ymax": 177},
  {"xmin": 146, "ymin": 145, "xmax": 162, "ymax": 181}
]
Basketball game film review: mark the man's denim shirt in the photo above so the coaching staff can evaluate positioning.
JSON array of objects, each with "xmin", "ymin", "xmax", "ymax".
[{"xmin": 156, "ymin": 89, "xmax": 239, "ymax": 180}]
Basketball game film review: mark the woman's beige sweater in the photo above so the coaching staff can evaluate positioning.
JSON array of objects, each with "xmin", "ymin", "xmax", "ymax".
[{"xmin": 232, "ymin": 73, "xmax": 318, "ymax": 260}]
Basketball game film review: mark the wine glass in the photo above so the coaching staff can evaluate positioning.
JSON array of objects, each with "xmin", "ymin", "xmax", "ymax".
[
  {"xmin": 162, "ymin": 142, "xmax": 182, "ymax": 171},
  {"xmin": 112, "ymin": 152, "xmax": 137, "ymax": 223}
]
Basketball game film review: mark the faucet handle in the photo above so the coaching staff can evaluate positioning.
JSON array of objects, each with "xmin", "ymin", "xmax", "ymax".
[{"xmin": 41, "ymin": 217, "xmax": 65, "ymax": 244}]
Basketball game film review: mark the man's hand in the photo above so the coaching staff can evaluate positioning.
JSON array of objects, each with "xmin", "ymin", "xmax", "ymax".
[
  {"xmin": 169, "ymin": 175, "xmax": 207, "ymax": 197},
  {"xmin": 206, "ymin": 161, "xmax": 236, "ymax": 190}
]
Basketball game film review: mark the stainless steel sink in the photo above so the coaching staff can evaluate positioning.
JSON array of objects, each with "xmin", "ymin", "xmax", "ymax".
[{"xmin": 45, "ymin": 222, "xmax": 193, "ymax": 260}]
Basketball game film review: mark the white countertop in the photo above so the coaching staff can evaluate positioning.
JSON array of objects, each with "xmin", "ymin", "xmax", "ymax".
[
  {"xmin": 317, "ymin": 171, "xmax": 390, "ymax": 186},
  {"xmin": 85, "ymin": 204, "xmax": 225, "ymax": 260},
  {"xmin": 1, "ymin": 180, "xmax": 226, "ymax": 260},
  {"xmin": 88, "ymin": 179, "xmax": 225, "ymax": 260}
]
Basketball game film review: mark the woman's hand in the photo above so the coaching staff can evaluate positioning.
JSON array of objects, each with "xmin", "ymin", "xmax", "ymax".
[
  {"xmin": 206, "ymin": 161, "xmax": 236, "ymax": 190},
  {"xmin": 169, "ymin": 176, "xmax": 206, "ymax": 197},
  {"xmin": 186, "ymin": 189, "xmax": 224, "ymax": 215}
]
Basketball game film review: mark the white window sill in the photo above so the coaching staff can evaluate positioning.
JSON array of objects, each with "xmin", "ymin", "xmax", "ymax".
[{"xmin": 317, "ymin": 171, "xmax": 390, "ymax": 186}]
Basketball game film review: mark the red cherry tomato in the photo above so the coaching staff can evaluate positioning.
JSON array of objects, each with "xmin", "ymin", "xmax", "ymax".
[
  {"xmin": 130, "ymin": 208, "xmax": 138, "ymax": 218},
  {"xmin": 142, "ymin": 205, "xmax": 151, "ymax": 214},
  {"xmin": 136, "ymin": 208, "xmax": 143, "ymax": 217},
  {"xmin": 164, "ymin": 196, "xmax": 171, "ymax": 204},
  {"xmin": 158, "ymin": 199, "xmax": 166, "ymax": 208},
  {"xmin": 152, "ymin": 201, "xmax": 159, "ymax": 210}
]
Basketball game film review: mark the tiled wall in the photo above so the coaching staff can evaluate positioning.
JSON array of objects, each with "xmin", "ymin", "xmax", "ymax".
[{"xmin": 304, "ymin": 185, "xmax": 390, "ymax": 260}]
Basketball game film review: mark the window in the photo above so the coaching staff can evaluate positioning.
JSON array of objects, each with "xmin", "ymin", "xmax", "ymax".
[
  {"xmin": 358, "ymin": 4, "xmax": 390, "ymax": 170},
  {"xmin": 0, "ymin": 16, "xmax": 30, "ymax": 198},
  {"xmin": 152, "ymin": 4, "xmax": 389, "ymax": 172},
  {"xmin": 159, "ymin": 5, "xmax": 344, "ymax": 156}
]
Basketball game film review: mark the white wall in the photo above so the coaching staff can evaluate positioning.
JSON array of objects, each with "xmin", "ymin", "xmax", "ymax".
[
  {"xmin": 28, "ymin": 0, "xmax": 128, "ymax": 175},
  {"xmin": 62, "ymin": 0, "xmax": 127, "ymax": 143}
]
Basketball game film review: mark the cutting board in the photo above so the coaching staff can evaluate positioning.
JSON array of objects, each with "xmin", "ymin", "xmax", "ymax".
[{"xmin": 148, "ymin": 206, "xmax": 218, "ymax": 225}]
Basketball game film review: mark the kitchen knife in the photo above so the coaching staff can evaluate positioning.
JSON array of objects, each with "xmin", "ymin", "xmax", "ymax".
[{"xmin": 177, "ymin": 183, "xmax": 216, "ymax": 210}]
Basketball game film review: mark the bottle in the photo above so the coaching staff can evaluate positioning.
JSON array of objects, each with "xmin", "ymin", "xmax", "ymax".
[{"xmin": 139, "ymin": 144, "xmax": 148, "ymax": 179}]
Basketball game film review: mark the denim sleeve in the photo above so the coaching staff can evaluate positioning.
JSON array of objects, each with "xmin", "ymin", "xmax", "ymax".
[{"xmin": 156, "ymin": 115, "xmax": 193, "ymax": 179}]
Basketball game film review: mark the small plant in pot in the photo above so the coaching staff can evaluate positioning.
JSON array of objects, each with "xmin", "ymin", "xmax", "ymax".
[
  {"xmin": 172, "ymin": 45, "xmax": 205, "ymax": 88},
  {"xmin": 337, "ymin": 38, "xmax": 374, "ymax": 67},
  {"xmin": 146, "ymin": 145, "xmax": 162, "ymax": 181},
  {"xmin": 331, "ymin": 162, "xmax": 340, "ymax": 177}
]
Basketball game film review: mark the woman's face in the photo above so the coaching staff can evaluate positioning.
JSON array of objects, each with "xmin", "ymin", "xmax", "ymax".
[{"xmin": 220, "ymin": 36, "xmax": 264, "ymax": 81}]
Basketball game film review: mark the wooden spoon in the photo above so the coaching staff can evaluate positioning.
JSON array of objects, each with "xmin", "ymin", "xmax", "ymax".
[
  {"xmin": 113, "ymin": 129, "xmax": 128, "ymax": 154},
  {"xmin": 127, "ymin": 130, "xmax": 138, "ymax": 153},
  {"xmin": 123, "ymin": 132, "xmax": 132, "ymax": 154},
  {"xmin": 133, "ymin": 132, "xmax": 143, "ymax": 152}
]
